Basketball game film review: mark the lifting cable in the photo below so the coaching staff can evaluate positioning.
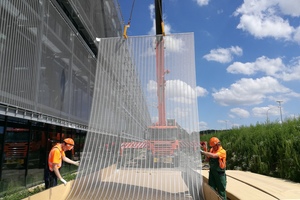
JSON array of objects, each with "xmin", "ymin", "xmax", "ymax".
[{"xmin": 123, "ymin": 0, "xmax": 136, "ymax": 39}]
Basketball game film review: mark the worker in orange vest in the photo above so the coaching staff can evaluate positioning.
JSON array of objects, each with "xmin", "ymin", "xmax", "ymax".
[
  {"xmin": 201, "ymin": 137, "xmax": 227, "ymax": 199},
  {"xmin": 45, "ymin": 138, "xmax": 79, "ymax": 189}
]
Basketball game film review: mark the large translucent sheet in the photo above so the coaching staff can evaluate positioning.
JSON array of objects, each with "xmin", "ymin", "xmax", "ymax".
[{"xmin": 68, "ymin": 33, "xmax": 204, "ymax": 200}]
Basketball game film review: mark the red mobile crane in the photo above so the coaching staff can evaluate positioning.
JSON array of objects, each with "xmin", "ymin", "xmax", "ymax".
[
  {"xmin": 119, "ymin": 0, "xmax": 202, "ymax": 168},
  {"xmin": 118, "ymin": 0, "xmax": 180, "ymax": 168},
  {"xmin": 144, "ymin": 0, "xmax": 181, "ymax": 167}
]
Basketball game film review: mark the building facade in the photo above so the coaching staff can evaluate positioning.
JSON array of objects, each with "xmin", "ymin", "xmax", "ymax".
[{"xmin": 0, "ymin": 0, "xmax": 127, "ymax": 195}]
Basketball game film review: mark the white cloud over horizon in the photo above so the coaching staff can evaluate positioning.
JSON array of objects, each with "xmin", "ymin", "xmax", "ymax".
[
  {"xmin": 203, "ymin": 46, "xmax": 243, "ymax": 63},
  {"xmin": 230, "ymin": 108, "xmax": 250, "ymax": 118},
  {"xmin": 227, "ymin": 56, "xmax": 300, "ymax": 81},
  {"xmin": 147, "ymin": 79, "xmax": 203, "ymax": 104},
  {"xmin": 212, "ymin": 76, "xmax": 295, "ymax": 106},
  {"xmin": 252, "ymin": 105, "xmax": 281, "ymax": 117},
  {"xmin": 233, "ymin": 0, "xmax": 300, "ymax": 43}
]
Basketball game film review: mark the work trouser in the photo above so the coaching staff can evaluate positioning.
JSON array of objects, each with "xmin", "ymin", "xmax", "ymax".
[
  {"xmin": 44, "ymin": 168, "xmax": 58, "ymax": 189},
  {"xmin": 208, "ymin": 169, "xmax": 227, "ymax": 200}
]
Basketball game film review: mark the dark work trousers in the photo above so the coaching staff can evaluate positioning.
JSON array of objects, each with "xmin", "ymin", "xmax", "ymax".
[
  {"xmin": 44, "ymin": 167, "xmax": 58, "ymax": 189},
  {"xmin": 208, "ymin": 170, "xmax": 227, "ymax": 199}
]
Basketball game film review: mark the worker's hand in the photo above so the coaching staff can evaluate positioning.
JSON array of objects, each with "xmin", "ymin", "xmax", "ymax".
[
  {"xmin": 60, "ymin": 178, "xmax": 67, "ymax": 185},
  {"xmin": 74, "ymin": 161, "xmax": 80, "ymax": 166},
  {"xmin": 200, "ymin": 149, "xmax": 205, "ymax": 154}
]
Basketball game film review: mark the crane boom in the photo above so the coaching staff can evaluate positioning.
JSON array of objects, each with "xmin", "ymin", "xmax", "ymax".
[
  {"xmin": 155, "ymin": 0, "xmax": 163, "ymax": 35},
  {"xmin": 155, "ymin": 0, "xmax": 166, "ymax": 126}
]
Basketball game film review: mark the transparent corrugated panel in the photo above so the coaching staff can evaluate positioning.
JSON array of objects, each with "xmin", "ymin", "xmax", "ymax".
[{"xmin": 69, "ymin": 33, "xmax": 204, "ymax": 200}]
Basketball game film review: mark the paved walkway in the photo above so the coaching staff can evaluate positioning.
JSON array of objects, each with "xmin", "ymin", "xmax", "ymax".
[
  {"xmin": 202, "ymin": 170, "xmax": 300, "ymax": 200},
  {"xmin": 23, "ymin": 167, "xmax": 300, "ymax": 200}
]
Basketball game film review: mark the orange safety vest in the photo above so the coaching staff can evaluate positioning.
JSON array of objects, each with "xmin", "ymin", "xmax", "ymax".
[
  {"xmin": 209, "ymin": 146, "xmax": 226, "ymax": 169},
  {"xmin": 48, "ymin": 144, "xmax": 65, "ymax": 171}
]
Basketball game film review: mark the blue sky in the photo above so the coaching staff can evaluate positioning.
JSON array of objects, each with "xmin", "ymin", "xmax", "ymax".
[{"xmin": 119, "ymin": 0, "xmax": 300, "ymax": 130}]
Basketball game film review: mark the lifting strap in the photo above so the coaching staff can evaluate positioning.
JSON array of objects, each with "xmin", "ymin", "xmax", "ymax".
[{"xmin": 161, "ymin": 21, "xmax": 165, "ymax": 36}]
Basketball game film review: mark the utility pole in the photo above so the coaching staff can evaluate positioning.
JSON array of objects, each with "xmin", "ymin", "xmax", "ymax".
[{"xmin": 276, "ymin": 100, "xmax": 283, "ymax": 124}]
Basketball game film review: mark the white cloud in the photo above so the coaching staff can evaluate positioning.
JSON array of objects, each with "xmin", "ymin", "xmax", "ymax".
[
  {"xmin": 147, "ymin": 80, "xmax": 157, "ymax": 93},
  {"xmin": 278, "ymin": 0, "xmax": 300, "ymax": 17},
  {"xmin": 148, "ymin": 4, "xmax": 156, "ymax": 35},
  {"xmin": 212, "ymin": 76, "xmax": 292, "ymax": 106},
  {"xmin": 147, "ymin": 79, "xmax": 202, "ymax": 104},
  {"xmin": 227, "ymin": 56, "xmax": 284, "ymax": 76},
  {"xmin": 203, "ymin": 46, "xmax": 243, "ymax": 63},
  {"xmin": 148, "ymin": 4, "xmax": 185, "ymax": 53},
  {"xmin": 252, "ymin": 105, "xmax": 280, "ymax": 117},
  {"xmin": 196, "ymin": 86, "xmax": 209, "ymax": 97},
  {"xmin": 234, "ymin": 0, "xmax": 300, "ymax": 42},
  {"xmin": 195, "ymin": 0, "xmax": 210, "ymax": 6},
  {"xmin": 217, "ymin": 120, "xmax": 234, "ymax": 129},
  {"xmin": 293, "ymin": 27, "xmax": 300, "ymax": 44},
  {"xmin": 165, "ymin": 37, "xmax": 185, "ymax": 52},
  {"xmin": 166, "ymin": 80, "xmax": 200, "ymax": 104},
  {"xmin": 199, "ymin": 121, "xmax": 208, "ymax": 130},
  {"xmin": 217, "ymin": 120, "xmax": 226, "ymax": 124},
  {"xmin": 236, "ymin": 14, "xmax": 294, "ymax": 40},
  {"xmin": 227, "ymin": 62, "xmax": 255, "ymax": 75},
  {"xmin": 174, "ymin": 107, "xmax": 190, "ymax": 119},
  {"xmin": 281, "ymin": 57, "xmax": 300, "ymax": 81},
  {"xmin": 227, "ymin": 56, "xmax": 300, "ymax": 81},
  {"xmin": 230, "ymin": 108, "xmax": 250, "ymax": 118},
  {"xmin": 229, "ymin": 114, "xmax": 235, "ymax": 119}
]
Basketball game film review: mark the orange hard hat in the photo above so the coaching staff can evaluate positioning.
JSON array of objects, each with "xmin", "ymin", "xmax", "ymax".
[
  {"xmin": 209, "ymin": 137, "xmax": 220, "ymax": 147},
  {"xmin": 64, "ymin": 138, "xmax": 74, "ymax": 146}
]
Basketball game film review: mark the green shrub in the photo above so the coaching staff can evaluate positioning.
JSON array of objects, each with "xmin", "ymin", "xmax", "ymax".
[
  {"xmin": 1, "ymin": 172, "xmax": 77, "ymax": 200},
  {"xmin": 200, "ymin": 117, "xmax": 300, "ymax": 183}
]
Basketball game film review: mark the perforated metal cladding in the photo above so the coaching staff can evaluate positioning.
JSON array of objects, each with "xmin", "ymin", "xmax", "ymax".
[
  {"xmin": 0, "ymin": 0, "xmax": 96, "ymax": 124},
  {"xmin": 68, "ymin": 33, "xmax": 204, "ymax": 200}
]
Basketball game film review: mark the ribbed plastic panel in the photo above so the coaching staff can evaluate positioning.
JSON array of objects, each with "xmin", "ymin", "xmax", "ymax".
[{"xmin": 68, "ymin": 33, "xmax": 204, "ymax": 200}]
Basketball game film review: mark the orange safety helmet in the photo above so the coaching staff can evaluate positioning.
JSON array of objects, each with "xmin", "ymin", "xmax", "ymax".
[
  {"xmin": 209, "ymin": 137, "xmax": 220, "ymax": 147},
  {"xmin": 64, "ymin": 138, "xmax": 74, "ymax": 146}
]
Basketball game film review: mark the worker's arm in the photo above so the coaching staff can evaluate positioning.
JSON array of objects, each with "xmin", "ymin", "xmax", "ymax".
[
  {"xmin": 52, "ymin": 163, "xmax": 67, "ymax": 185},
  {"xmin": 63, "ymin": 156, "xmax": 80, "ymax": 166},
  {"xmin": 200, "ymin": 150, "xmax": 219, "ymax": 158},
  {"xmin": 52, "ymin": 163, "xmax": 63, "ymax": 180}
]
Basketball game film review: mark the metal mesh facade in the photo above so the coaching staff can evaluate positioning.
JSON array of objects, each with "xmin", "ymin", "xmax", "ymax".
[
  {"xmin": 62, "ymin": 0, "xmax": 123, "ymax": 39},
  {"xmin": 68, "ymin": 34, "xmax": 204, "ymax": 200},
  {"xmin": 0, "ymin": 0, "xmax": 122, "ymax": 126}
]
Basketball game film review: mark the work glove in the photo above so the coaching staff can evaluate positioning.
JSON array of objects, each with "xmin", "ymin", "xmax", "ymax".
[
  {"xmin": 74, "ymin": 161, "xmax": 80, "ymax": 167},
  {"xmin": 200, "ymin": 149, "xmax": 205, "ymax": 154},
  {"xmin": 60, "ymin": 178, "xmax": 67, "ymax": 185}
]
